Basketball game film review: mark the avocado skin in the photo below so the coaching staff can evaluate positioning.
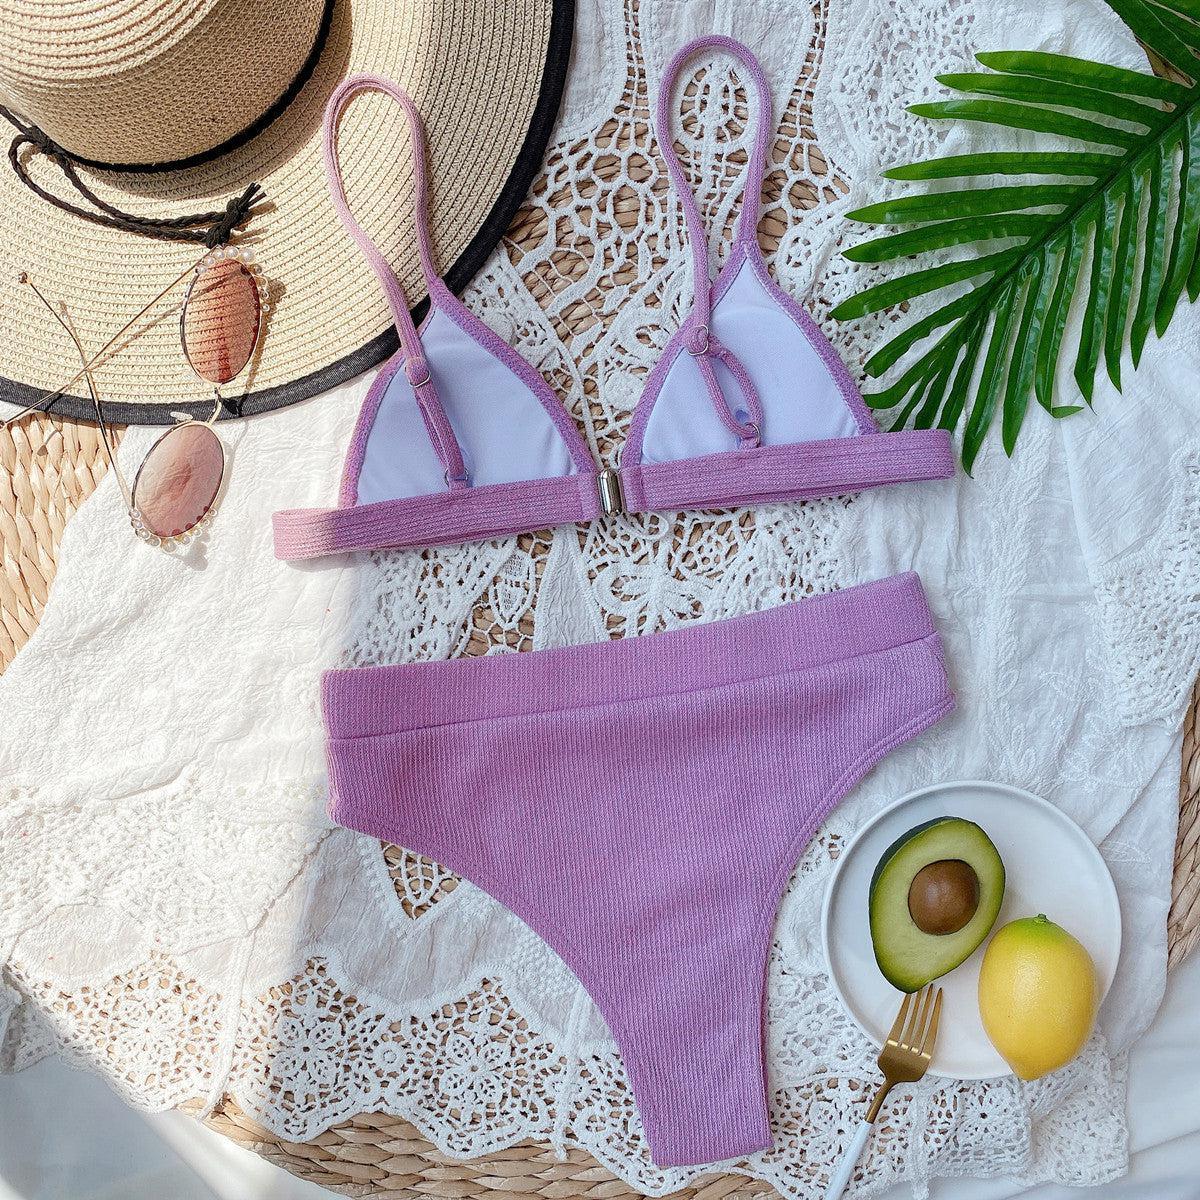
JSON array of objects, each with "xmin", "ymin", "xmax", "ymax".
[{"xmin": 868, "ymin": 816, "xmax": 1006, "ymax": 993}]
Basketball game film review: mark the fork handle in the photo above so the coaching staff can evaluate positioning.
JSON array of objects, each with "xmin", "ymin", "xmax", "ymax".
[{"xmin": 823, "ymin": 1119, "xmax": 872, "ymax": 1200}]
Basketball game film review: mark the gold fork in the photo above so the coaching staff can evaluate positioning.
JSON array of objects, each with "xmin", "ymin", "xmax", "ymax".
[{"xmin": 823, "ymin": 984, "xmax": 944, "ymax": 1199}]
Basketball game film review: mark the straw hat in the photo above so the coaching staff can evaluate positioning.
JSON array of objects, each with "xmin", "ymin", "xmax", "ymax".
[{"xmin": 0, "ymin": 0, "xmax": 572, "ymax": 424}]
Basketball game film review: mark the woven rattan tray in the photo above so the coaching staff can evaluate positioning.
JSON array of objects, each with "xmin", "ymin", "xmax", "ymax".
[
  {"xmin": 5, "ymin": 53, "xmax": 1200, "ymax": 1182},
  {"xmin": 3, "ymin": 403, "xmax": 1199, "ymax": 1199}
]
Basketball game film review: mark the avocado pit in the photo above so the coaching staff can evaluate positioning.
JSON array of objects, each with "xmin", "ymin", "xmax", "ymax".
[{"xmin": 907, "ymin": 858, "xmax": 980, "ymax": 935}]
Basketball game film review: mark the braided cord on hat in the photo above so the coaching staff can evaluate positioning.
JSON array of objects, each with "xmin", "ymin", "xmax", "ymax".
[
  {"xmin": 0, "ymin": 107, "xmax": 264, "ymax": 247},
  {"xmin": 0, "ymin": 0, "xmax": 338, "ymax": 246}
]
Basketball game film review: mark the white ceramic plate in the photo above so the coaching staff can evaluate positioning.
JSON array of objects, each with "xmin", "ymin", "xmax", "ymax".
[{"xmin": 821, "ymin": 780, "xmax": 1122, "ymax": 1079}]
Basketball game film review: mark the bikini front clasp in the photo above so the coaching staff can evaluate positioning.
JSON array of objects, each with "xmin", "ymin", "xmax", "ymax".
[{"xmin": 598, "ymin": 466, "xmax": 625, "ymax": 516}]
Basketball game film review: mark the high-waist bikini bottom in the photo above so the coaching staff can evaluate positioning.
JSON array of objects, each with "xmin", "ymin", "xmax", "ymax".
[{"xmin": 322, "ymin": 571, "xmax": 954, "ymax": 1167}]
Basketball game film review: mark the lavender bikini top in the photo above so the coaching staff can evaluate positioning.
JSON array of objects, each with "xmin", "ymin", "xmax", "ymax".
[{"xmin": 272, "ymin": 38, "xmax": 954, "ymax": 561}]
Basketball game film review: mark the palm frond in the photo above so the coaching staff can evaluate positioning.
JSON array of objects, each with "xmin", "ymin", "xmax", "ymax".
[{"xmin": 831, "ymin": 0, "xmax": 1200, "ymax": 471}]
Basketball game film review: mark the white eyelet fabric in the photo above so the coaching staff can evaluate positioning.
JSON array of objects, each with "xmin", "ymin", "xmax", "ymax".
[{"xmin": 2, "ymin": 0, "xmax": 1197, "ymax": 1194}]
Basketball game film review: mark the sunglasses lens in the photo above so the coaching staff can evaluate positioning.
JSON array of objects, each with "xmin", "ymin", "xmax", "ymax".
[
  {"xmin": 182, "ymin": 257, "xmax": 261, "ymax": 385},
  {"xmin": 132, "ymin": 423, "xmax": 224, "ymax": 538}
]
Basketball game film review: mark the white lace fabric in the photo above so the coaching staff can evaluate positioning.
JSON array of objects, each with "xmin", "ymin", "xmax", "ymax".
[{"xmin": 1, "ymin": 0, "xmax": 1197, "ymax": 1194}]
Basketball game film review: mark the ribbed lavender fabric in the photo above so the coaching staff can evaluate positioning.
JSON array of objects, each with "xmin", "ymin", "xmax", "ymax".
[{"xmin": 323, "ymin": 572, "xmax": 954, "ymax": 1167}]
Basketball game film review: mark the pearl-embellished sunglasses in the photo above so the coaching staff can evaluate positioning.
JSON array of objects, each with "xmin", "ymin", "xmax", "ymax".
[{"xmin": 14, "ymin": 244, "xmax": 268, "ymax": 548}]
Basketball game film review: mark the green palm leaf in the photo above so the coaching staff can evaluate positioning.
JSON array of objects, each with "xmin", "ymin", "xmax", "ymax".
[{"xmin": 832, "ymin": 0, "xmax": 1200, "ymax": 471}]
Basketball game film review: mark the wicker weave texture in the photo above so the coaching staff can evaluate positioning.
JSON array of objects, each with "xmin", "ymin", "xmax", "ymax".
[
  {"xmin": 0, "ymin": 413, "xmax": 117, "ymax": 665},
  {"xmin": 1170, "ymin": 694, "xmax": 1200, "ymax": 970},
  {"xmin": 205, "ymin": 1102, "xmax": 779, "ymax": 1200}
]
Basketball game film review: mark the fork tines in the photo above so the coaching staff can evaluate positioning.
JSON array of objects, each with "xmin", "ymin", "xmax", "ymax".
[{"xmin": 885, "ymin": 982, "xmax": 943, "ymax": 1059}]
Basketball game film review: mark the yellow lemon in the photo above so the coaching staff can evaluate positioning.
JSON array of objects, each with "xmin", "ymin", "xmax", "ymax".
[{"xmin": 977, "ymin": 914, "xmax": 1098, "ymax": 1081}]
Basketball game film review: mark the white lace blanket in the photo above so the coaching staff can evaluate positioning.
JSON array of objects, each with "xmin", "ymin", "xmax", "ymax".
[{"xmin": 2, "ymin": 0, "xmax": 1197, "ymax": 1194}]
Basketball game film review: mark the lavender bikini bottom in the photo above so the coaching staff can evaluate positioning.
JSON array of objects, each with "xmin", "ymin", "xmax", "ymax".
[{"xmin": 322, "ymin": 572, "xmax": 954, "ymax": 1166}]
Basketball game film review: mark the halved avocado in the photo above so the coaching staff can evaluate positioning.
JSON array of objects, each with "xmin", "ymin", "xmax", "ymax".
[{"xmin": 869, "ymin": 816, "xmax": 1005, "ymax": 992}]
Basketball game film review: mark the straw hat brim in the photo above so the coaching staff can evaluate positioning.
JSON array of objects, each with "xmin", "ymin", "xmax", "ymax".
[{"xmin": 0, "ymin": 0, "xmax": 573, "ymax": 426}]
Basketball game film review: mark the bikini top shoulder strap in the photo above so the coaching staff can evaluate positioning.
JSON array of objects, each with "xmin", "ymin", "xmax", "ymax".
[
  {"xmin": 655, "ymin": 35, "xmax": 774, "ymax": 334},
  {"xmin": 655, "ymin": 37, "xmax": 773, "ymax": 448},
  {"xmin": 323, "ymin": 75, "xmax": 441, "ymax": 357},
  {"xmin": 322, "ymin": 75, "xmax": 468, "ymax": 487}
]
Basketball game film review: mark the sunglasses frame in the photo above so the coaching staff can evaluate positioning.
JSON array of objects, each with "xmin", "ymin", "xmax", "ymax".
[
  {"xmin": 18, "ymin": 244, "xmax": 267, "ymax": 549},
  {"xmin": 179, "ymin": 244, "xmax": 268, "ymax": 391},
  {"xmin": 125, "ymin": 415, "xmax": 227, "ymax": 547}
]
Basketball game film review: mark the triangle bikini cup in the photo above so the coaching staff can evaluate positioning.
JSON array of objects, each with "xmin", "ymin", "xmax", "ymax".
[{"xmin": 272, "ymin": 35, "xmax": 954, "ymax": 561}]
